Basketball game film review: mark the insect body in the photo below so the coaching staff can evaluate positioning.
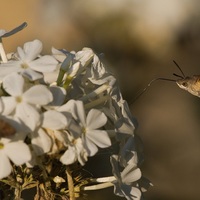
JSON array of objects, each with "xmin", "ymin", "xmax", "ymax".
[
  {"xmin": 176, "ymin": 75, "xmax": 200, "ymax": 97},
  {"xmin": 173, "ymin": 61, "xmax": 200, "ymax": 97}
]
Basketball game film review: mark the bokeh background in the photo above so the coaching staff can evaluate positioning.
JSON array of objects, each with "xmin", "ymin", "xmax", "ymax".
[{"xmin": 1, "ymin": 1, "xmax": 200, "ymax": 199}]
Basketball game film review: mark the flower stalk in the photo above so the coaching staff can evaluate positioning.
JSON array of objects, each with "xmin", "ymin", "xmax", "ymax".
[{"xmin": 66, "ymin": 167, "xmax": 75, "ymax": 200}]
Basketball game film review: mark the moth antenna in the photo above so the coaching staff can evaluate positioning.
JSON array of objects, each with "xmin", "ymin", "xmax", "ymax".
[
  {"xmin": 129, "ymin": 77, "xmax": 176, "ymax": 105},
  {"xmin": 173, "ymin": 60, "xmax": 185, "ymax": 78},
  {"xmin": 173, "ymin": 73, "xmax": 184, "ymax": 79}
]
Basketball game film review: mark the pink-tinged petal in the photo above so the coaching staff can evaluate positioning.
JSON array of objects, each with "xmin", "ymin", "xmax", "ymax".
[
  {"xmin": 1, "ymin": 96, "xmax": 16, "ymax": 115},
  {"xmin": 15, "ymin": 103, "xmax": 40, "ymax": 131},
  {"xmin": 5, "ymin": 141, "xmax": 31, "ymax": 165},
  {"xmin": 29, "ymin": 55, "xmax": 58, "ymax": 72},
  {"xmin": 86, "ymin": 130, "xmax": 111, "ymax": 148},
  {"xmin": 3, "ymin": 73, "xmax": 24, "ymax": 96},
  {"xmin": 23, "ymin": 40, "xmax": 42, "ymax": 62},
  {"xmin": 42, "ymin": 110, "xmax": 68, "ymax": 130},
  {"xmin": 86, "ymin": 109, "xmax": 107, "ymax": 129},
  {"xmin": 0, "ymin": 151, "xmax": 12, "ymax": 179},
  {"xmin": 60, "ymin": 147, "xmax": 77, "ymax": 165},
  {"xmin": 31, "ymin": 129, "xmax": 52, "ymax": 155},
  {"xmin": 23, "ymin": 85, "xmax": 53, "ymax": 105}
]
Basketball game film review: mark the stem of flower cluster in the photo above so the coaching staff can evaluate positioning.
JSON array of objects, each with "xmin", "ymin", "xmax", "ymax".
[
  {"xmin": 84, "ymin": 95, "xmax": 110, "ymax": 110},
  {"xmin": 80, "ymin": 83, "xmax": 110, "ymax": 102},
  {"xmin": 66, "ymin": 167, "xmax": 75, "ymax": 200},
  {"xmin": 82, "ymin": 182, "xmax": 114, "ymax": 190},
  {"xmin": 0, "ymin": 42, "xmax": 8, "ymax": 63}
]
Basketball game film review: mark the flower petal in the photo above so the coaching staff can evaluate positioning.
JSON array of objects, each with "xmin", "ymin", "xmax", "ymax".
[
  {"xmin": 15, "ymin": 103, "xmax": 40, "ymax": 131},
  {"xmin": 0, "ymin": 151, "xmax": 12, "ymax": 179},
  {"xmin": 84, "ymin": 136, "xmax": 98, "ymax": 156},
  {"xmin": 60, "ymin": 146, "xmax": 77, "ymax": 165},
  {"xmin": 5, "ymin": 141, "xmax": 31, "ymax": 165},
  {"xmin": 22, "ymin": 68, "xmax": 43, "ymax": 81},
  {"xmin": 1, "ymin": 96, "xmax": 16, "ymax": 115},
  {"xmin": 121, "ymin": 166, "xmax": 141, "ymax": 184},
  {"xmin": 42, "ymin": 110, "xmax": 68, "ymax": 130},
  {"xmin": 86, "ymin": 109, "xmax": 107, "ymax": 129},
  {"xmin": 29, "ymin": 55, "xmax": 58, "ymax": 73},
  {"xmin": 3, "ymin": 73, "xmax": 24, "ymax": 96},
  {"xmin": 49, "ymin": 86, "xmax": 66, "ymax": 107},
  {"xmin": 0, "ymin": 62, "xmax": 22, "ymax": 81},
  {"xmin": 23, "ymin": 39, "xmax": 42, "ymax": 62},
  {"xmin": 23, "ymin": 85, "xmax": 53, "ymax": 105},
  {"xmin": 86, "ymin": 130, "xmax": 111, "ymax": 148},
  {"xmin": 31, "ymin": 128, "xmax": 52, "ymax": 155}
]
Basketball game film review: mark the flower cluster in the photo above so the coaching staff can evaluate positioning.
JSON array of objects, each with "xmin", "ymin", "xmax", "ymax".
[{"xmin": 0, "ymin": 24, "xmax": 151, "ymax": 200}]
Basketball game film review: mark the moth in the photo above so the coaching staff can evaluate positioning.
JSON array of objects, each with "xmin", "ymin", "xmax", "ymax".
[
  {"xmin": 0, "ymin": 119, "xmax": 16, "ymax": 137},
  {"xmin": 173, "ymin": 61, "xmax": 200, "ymax": 97},
  {"xmin": 131, "ymin": 61, "xmax": 200, "ymax": 104}
]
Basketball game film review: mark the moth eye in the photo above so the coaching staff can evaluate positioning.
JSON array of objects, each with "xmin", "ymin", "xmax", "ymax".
[{"xmin": 182, "ymin": 82, "xmax": 188, "ymax": 87}]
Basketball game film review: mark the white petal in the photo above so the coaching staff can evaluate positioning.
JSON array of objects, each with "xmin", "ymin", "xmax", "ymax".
[
  {"xmin": 31, "ymin": 129, "xmax": 52, "ymax": 155},
  {"xmin": 49, "ymin": 86, "xmax": 66, "ymax": 106},
  {"xmin": 29, "ymin": 55, "xmax": 58, "ymax": 72},
  {"xmin": 15, "ymin": 103, "xmax": 40, "ymax": 131},
  {"xmin": 73, "ymin": 100, "xmax": 86, "ymax": 125},
  {"xmin": 42, "ymin": 110, "xmax": 68, "ymax": 130},
  {"xmin": 86, "ymin": 109, "xmax": 107, "ymax": 129},
  {"xmin": 128, "ymin": 187, "xmax": 141, "ymax": 200},
  {"xmin": 3, "ymin": 73, "xmax": 24, "ymax": 96},
  {"xmin": 60, "ymin": 100, "xmax": 86, "ymax": 125},
  {"xmin": 23, "ymin": 85, "xmax": 53, "ymax": 105},
  {"xmin": 1, "ymin": 96, "xmax": 16, "ymax": 115},
  {"xmin": 60, "ymin": 147, "xmax": 77, "ymax": 165},
  {"xmin": 121, "ymin": 167, "xmax": 141, "ymax": 184},
  {"xmin": 84, "ymin": 136, "xmax": 98, "ymax": 156},
  {"xmin": 86, "ymin": 130, "xmax": 111, "ymax": 148},
  {"xmin": 22, "ymin": 68, "xmax": 43, "ymax": 81},
  {"xmin": 0, "ymin": 62, "xmax": 22, "ymax": 81},
  {"xmin": 0, "ymin": 151, "xmax": 12, "ymax": 179},
  {"xmin": 5, "ymin": 141, "xmax": 31, "ymax": 165},
  {"xmin": 23, "ymin": 39, "xmax": 42, "ymax": 62},
  {"xmin": 17, "ymin": 47, "xmax": 26, "ymax": 60}
]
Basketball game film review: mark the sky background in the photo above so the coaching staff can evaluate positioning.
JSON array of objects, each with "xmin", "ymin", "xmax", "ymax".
[{"xmin": 1, "ymin": 1, "xmax": 200, "ymax": 199}]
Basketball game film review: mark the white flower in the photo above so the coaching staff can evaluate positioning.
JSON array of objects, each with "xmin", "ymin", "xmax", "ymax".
[
  {"xmin": 0, "ymin": 73, "xmax": 53, "ymax": 131},
  {"xmin": 0, "ymin": 40, "xmax": 58, "ymax": 80},
  {"xmin": 31, "ymin": 110, "xmax": 70, "ymax": 155},
  {"xmin": 0, "ymin": 137, "xmax": 31, "ymax": 179},
  {"xmin": 60, "ymin": 133, "xmax": 88, "ymax": 166},
  {"xmin": 110, "ymin": 155, "xmax": 142, "ymax": 200},
  {"xmin": 64, "ymin": 100, "xmax": 111, "ymax": 156}
]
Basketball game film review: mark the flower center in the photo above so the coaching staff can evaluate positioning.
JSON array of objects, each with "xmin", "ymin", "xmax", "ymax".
[
  {"xmin": 21, "ymin": 62, "xmax": 29, "ymax": 69},
  {"xmin": 0, "ymin": 142, "xmax": 4, "ymax": 149},
  {"xmin": 82, "ymin": 127, "xmax": 86, "ymax": 135},
  {"xmin": 16, "ymin": 96, "xmax": 22, "ymax": 103}
]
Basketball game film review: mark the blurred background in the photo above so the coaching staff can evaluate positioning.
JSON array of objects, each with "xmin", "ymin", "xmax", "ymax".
[{"xmin": 1, "ymin": 0, "xmax": 200, "ymax": 199}]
